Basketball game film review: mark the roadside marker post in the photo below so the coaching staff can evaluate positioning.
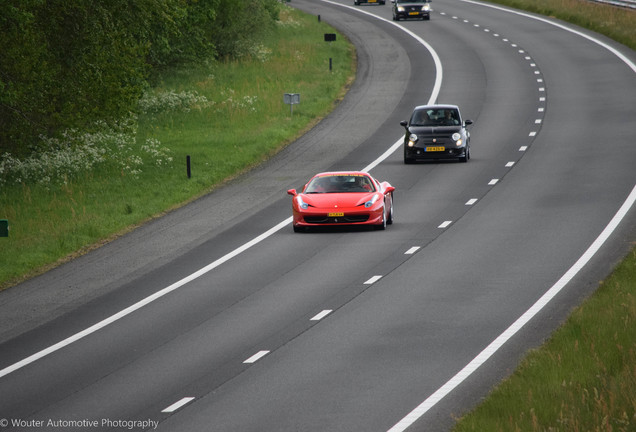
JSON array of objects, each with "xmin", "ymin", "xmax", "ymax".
[{"xmin": 284, "ymin": 93, "xmax": 300, "ymax": 116}]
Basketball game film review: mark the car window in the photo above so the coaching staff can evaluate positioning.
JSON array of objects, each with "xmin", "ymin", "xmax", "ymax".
[
  {"xmin": 305, "ymin": 175, "xmax": 376, "ymax": 193},
  {"xmin": 411, "ymin": 108, "xmax": 460, "ymax": 126}
]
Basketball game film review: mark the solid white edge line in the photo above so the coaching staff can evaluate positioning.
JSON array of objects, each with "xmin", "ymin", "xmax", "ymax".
[
  {"xmin": 162, "ymin": 397, "xmax": 195, "ymax": 413},
  {"xmin": 2, "ymin": 0, "xmax": 444, "ymax": 381},
  {"xmin": 388, "ymin": 183, "xmax": 636, "ymax": 432},
  {"xmin": 460, "ymin": 0, "xmax": 636, "ymax": 74},
  {"xmin": 0, "ymin": 3, "xmax": 445, "ymax": 378},
  {"xmin": 387, "ymin": 4, "xmax": 636, "ymax": 428},
  {"xmin": 0, "ymin": 218, "xmax": 292, "ymax": 379}
]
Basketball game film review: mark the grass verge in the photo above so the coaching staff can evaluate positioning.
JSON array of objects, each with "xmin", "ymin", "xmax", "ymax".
[
  {"xmin": 1, "ymin": 1, "xmax": 634, "ymax": 429},
  {"xmin": 452, "ymin": 1, "xmax": 635, "ymax": 430},
  {"xmin": 487, "ymin": 0, "xmax": 635, "ymax": 50},
  {"xmin": 453, "ymin": 249, "xmax": 636, "ymax": 431},
  {"xmin": 0, "ymin": 5, "xmax": 355, "ymax": 289}
]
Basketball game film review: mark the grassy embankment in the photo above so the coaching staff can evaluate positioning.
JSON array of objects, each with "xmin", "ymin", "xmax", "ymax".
[
  {"xmin": 0, "ymin": 6, "xmax": 354, "ymax": 289},
  {"xmin": 452, "ymin": 1, "xmax": 636, "ymax": 431},
  {"xmin": 0, "ymin": 0, "xmax": 634, "ymax": 430}
]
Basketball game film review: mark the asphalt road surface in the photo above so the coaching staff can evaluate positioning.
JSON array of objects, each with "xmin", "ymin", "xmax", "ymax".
[{"xmin": 1, "ymin": 0, "xmax": 635, "ymax": 431}]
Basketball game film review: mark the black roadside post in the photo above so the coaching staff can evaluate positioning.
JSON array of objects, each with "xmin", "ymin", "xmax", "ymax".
[
  {"xmin": 324, "ymin": 33, "xmax": 336, "ymax": 71},
  {"xmin": 186, "ymin": 155, "xmax": 191, "ymax": 179}
]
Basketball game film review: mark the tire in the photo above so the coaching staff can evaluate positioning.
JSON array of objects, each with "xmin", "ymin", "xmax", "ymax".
[
  {"xmin": 387, "ymin": 196, "xmax": 394, "ymax": 225},
  {"xmin": 459, "ymin": 147, "xmax": 470, "ymax": 163},
  {"xmin": 404, "ymin": 147, "xmax": 414, "ymax": 164},
  {"xmin": 375, "ymin": 207, "xmax": 387, "ymax": 230}
]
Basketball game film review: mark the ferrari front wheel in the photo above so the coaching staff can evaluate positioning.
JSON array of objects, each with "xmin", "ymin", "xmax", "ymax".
[{"xmin": 375, "ymin": 207, "xmax": 387, "ymax": 230}]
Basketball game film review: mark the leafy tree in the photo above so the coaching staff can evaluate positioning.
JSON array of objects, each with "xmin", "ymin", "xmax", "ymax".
[
  {"xmin": 211, "ymin": 0, "xmax": 280, "ymax": 59},
  {"xmin": 0, "ymin": 0, "xmax": 280, "ymax": 158}
]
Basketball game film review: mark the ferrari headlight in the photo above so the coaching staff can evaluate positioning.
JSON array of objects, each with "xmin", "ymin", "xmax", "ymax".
[
  {"xmin": 297, "ymin": 196, "xmax": 309, "ymax": 210},
  {"xmin": 365, "ymin": 194, "xmax": 380, "ymax": 208},
  {"xmin": 408, "ymin": 133, "xmax": 418, "ymax": 147}
]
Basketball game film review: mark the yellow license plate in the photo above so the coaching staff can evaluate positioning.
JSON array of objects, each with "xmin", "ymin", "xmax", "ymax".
[
  {"xmin": 426, "ymin": 146, "xmax": 445, "ymax": 152},
  {"xmin": 328, "ymin": 212, "xmax": 344, "ymax": 217},
  {"xmin": 409, "ymin": 11, "xmax": 419, "ymax": 15}
]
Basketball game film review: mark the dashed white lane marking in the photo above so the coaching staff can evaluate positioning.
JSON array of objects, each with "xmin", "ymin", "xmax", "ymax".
[
  {"xmin": 438, "ymin": 221, "xmax": 452, "ymax": 229},
  {"xmin": 405, "ymin": 246, "xmax": 421, "ymax": 255},
  {"xmin": 488, "ymin": 179, "xmax": 499, "ymax": 186},
  {"xmin": 465, "ymin": 198, "xmax": 478, "ymax": 206},
  {"xmin": 311, "ymin": 310, "xmax": 333, "ymax": 321},
  {"xmin": 1, "ymin": 0, "xmax": 445, "ymax": 380},
  {"xmin": 505, "ymin": 162, "xmax": 515, "ymax": 168},
  {"xmin": 389, "ymin": 184, "xmax": 636, "ymax": 432},
  {"xmin": 162, "ymin": 397, "xmax": 195, "ymax": 413},
  {"xmin": 388, "ymin": 0, "xmax": 636, "ymax": 427},
  {"xmin": 244, "ymin": 350, "xmax": 270, "ymax": 364},
  {"xmin": 364, "ymin": 275, "xmax": 383, "ymax": 285}
]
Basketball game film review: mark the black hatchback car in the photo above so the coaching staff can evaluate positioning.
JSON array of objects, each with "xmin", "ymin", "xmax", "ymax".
[
  {"xmin": 401, "ymin": 105, "xmax": 473, "ymax": 163},
  {"xmin": 392, "ymin": 0, "xmax": 431, "ymax": 20}
]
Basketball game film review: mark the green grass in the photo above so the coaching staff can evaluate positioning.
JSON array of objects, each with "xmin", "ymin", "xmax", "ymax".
[
  {"xmin": 453, "ymin": 249, "xmax": 636, "ymax": 431},
  {"xmin": 1, "ymin": 1, "xmax": 635, "ymax": 429},
  {"xmin": 0, "ymin": 5, "xmax": 355, "ymax": 288},
  {"xmin": 451, "ymin": 1, "xmax": 635, "ymax": 430},
  {"xmin": 488, "ymin": 0, "xmax": 636, "ymax": 50}
]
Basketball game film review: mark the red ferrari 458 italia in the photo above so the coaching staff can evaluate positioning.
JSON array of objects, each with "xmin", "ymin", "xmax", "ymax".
[{"xmin": 287, "ymin": 171, "xmax": 395, "ymax": 232}]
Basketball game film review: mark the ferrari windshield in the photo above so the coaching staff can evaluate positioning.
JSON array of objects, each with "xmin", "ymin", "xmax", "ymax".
[{"xmin": 305, "ymin": 174, "xmax": 376, "ymax": 193}]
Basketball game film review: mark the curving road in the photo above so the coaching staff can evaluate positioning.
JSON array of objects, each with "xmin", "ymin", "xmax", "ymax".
[{"xmin": 0, "ymin": 0, "xmax": 635, "ymax": 431}]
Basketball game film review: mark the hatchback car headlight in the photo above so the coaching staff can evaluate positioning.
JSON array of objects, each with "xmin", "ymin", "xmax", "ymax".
[
  {"xmin": 408, "ymin": 133, "xmax": 418, "ymax": 147},
  {"xmin": 364, "ymin": 194, "xmax": 380, "ymax": 208},
  {"xmin": 452, "ymin": 132, "xmax": 463, "ymax": 146},
  {"xmin": 397, "ymin": 6, "xmax": 405, "ymax": 11},
  {"xmin": 423, "ymin": 4, "xmax": 431, "ymax": 11}
]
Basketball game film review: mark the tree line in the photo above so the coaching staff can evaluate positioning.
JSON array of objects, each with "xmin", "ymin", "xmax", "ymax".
[{"xmin": 0, "ymin": 0, "xmax": 280, "ymax": 157}]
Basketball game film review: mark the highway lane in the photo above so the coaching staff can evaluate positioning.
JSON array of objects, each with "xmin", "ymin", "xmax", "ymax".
[{"xmin": 1, "ymin": 0, "xmax": 635, "ymax": 431}]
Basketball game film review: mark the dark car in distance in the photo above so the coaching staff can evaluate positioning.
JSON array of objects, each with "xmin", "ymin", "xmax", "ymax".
[
  {"xmin": 401, "ymin": 105, "xmax": 473, "ymax": 163},
  {"xmin": 392, "ymin": 0, "xmax": 431, "ymax": 20}
]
